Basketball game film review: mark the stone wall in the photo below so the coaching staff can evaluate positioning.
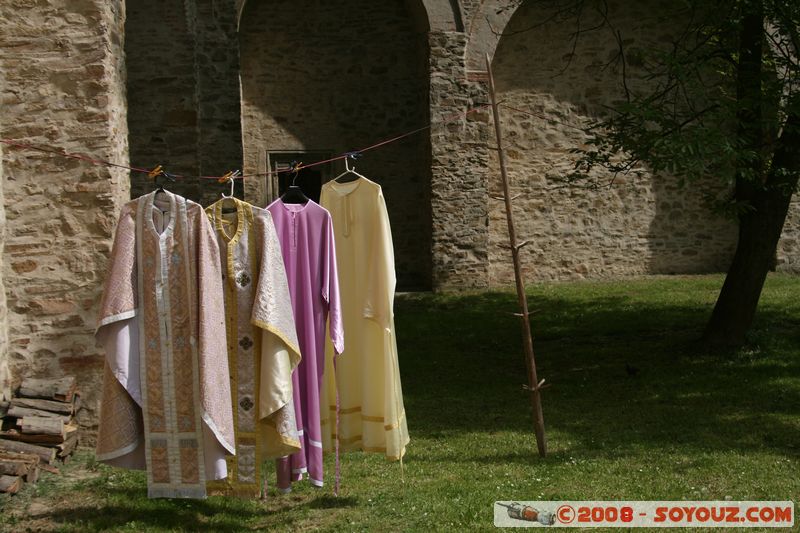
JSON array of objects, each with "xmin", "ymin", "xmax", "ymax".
[
  {"xmin": 0, "ymin": 0, "xmax": 797, "ymax": 437},
  {"xmin": 0, "ymin": 141, "xmax": 9, "ymax": 402},
  {"xmin": 0, "ymin": 0, "xmax": 129, "ymax": 432},
  {"xmin": 239, "ymin": 0, "xmax": 432, "ymax": 290},
  {"xmin": 126, "ymin": 0, "xmax": 200, "ymax": 200},
  {"xmin": 487, "ymin": 0, "xmax": 738, "ymax": 284},
  {"xmin": 192, "ymin": 0, "xmax": 242, "ymax": 194},
  {"xmin": 429, "ymin": 31, "xmax": 492, "ymax": 289},
  {"xmin": 127, "ymin": 0, "xmax": 242, "ymax": 205},
  {"xmin": 777, "ymin": 198, "xmax": 800, "ymax": 273}
]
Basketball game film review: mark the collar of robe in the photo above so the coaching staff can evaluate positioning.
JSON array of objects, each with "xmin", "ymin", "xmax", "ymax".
[
  {"xmin": 211, "ymin": 196, "xmax": 246, "ymax": 245},
  {"xmin": 146, "ymin": 189, "xmax": 177, "ymax": 238}
]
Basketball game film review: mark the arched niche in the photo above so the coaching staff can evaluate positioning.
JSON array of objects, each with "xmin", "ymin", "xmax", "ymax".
[
  {"xmin": 236, "ymin": 0, "xmax": 461, "ymax": 32},
  {"xmin": 487, "ymin": 0, "xmax": 737, "ymax": 284},
  {"xmin": 465, "ymin": 0, "xmax": 520, "ymax": 72},
  {"xmin": 238, "ymin": 0, "xmax": 435, "ymax": 290}
]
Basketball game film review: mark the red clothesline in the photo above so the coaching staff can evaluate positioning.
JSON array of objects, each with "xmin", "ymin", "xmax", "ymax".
[{"xmin": 0, "ymin": 103, "xmax": 493, "ymax": 183}]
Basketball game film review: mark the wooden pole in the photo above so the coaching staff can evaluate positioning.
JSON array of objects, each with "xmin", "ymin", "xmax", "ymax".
[{"xmin": 485, "ymin": 54, "xmax": 547, "ymax": 457}]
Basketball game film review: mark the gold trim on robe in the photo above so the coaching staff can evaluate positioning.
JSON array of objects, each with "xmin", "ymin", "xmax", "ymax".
[
  {"xmin": 205, "ymin": 197, "xmax": 301, "ymax": 498},
  {"xmin": 96, "ymin": 190, "xmax": 234, "ymax": 499}
]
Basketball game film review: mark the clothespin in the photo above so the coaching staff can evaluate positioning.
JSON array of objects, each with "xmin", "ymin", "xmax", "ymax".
[
  {"xmin": 148, "ymin": 165, "xmax": 164, "ymax": 180},
  {"xmin": 288, "ymin": 161, "xmax": 303, "ymax": 186},
  {"xmin": 218, "ymin": 169, "xmax": 240, "ymax": 184},
  {"xmin": 345, "ymin": 151, "xmax": 362, "ymax": 161}
]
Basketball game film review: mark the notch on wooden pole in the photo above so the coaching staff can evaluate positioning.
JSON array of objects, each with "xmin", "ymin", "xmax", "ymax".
[{"xmin": 485, "ymin": 53, "xmax": 548, "ymax": 457}]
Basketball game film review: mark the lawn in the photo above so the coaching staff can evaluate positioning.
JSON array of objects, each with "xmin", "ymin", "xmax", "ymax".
[{"xmin": 1, "ymin": 274, "xmax": 798, "ymax": 532}]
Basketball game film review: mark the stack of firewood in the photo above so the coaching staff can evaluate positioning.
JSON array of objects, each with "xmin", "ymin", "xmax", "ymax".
[{"xmin": 0, "ymin": 376, "xmax": 81, "ymax": 494}]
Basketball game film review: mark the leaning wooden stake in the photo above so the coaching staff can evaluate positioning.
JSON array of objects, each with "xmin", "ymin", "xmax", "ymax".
[{"xmin": 486, "ymin": 54, "xmax": 547, "ymax": 457}]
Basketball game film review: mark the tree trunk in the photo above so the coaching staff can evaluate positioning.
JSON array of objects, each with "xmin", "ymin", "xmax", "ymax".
[
  {"xmin": 703, "ymin": 2, "xmax": 764, "ymax": 347},
  {"xmin": 704, "ymin": 116, "xmax": 800, "ymax": 347},
  {"xmin": 702, "ymin": 179, "xmax": 797, "ymax": 346}
]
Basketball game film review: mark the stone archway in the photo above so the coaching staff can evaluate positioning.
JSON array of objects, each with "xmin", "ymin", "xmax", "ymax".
[
  {"xmin": 486, "ymin": 0, "xmax": 738, "ymax": 284},
  {"xmin": 465, "ymin": 0, "xmax": 521, "ymax": 72},
  {"xmin": 238, "ymin": 0, "xmax": 436, "ymax": 290},
  {"xmin": 236, "ymin": 0, "xmax": 462, "ymax": 32}
]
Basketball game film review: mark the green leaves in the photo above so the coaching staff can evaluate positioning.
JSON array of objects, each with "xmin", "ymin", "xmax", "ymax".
[{"xmin": 556, "ymin": 0, "xmax": 799, "ymax": 217}]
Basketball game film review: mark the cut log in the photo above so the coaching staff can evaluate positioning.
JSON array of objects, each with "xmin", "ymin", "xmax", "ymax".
[
  {"xmin": 0, "ymin": 430, "xmax": 65, "ymax": 445},
  {"xmin": 72, "ymin": 394, "xmax": 82, "ymax": 413},
  {"xmin": 0, "ymin": 452, "xmax": 40, "ymax": 483},
  {"xmin": 1, "ymin": 422, "xmax": 76, "ymax": 445},
  {"xmin": 0, "ymin": 458, "xmax": 30, "ymax": 477},
  {"xmin": 0, "ymin": 474, "xmax": 21, "ymax": 494},
  {"xmin": 25, "ymin": 464, "xmax": 39, "ymax": 483},
  {"xmin": 8, "ymin": 406, "xmax": 71, "ymax": 423},
  {"xmin": 0, "ymin": 438, "xmax": 57, "ymax": 463},
  {"xmin": 18, "ymin": 377, "xmax": 77, "ymax": 403},
  {"xmin": 39, "ymin": 463, "xmax": 59, "ymax": 475},
  {"xmin": 18, "ymin": 416, "xmax": 65, "ymax": 437},
  {"xmin": 57, "ymin": 436, "xmax": 78, "ymax": 458},
  {"xmin": 56, "ymin": 424, "xmax": 78, "ymax": 450},
  {"xmin": 0, "ymin": 401, "xmax": 8, "ymax": 418},
  {"xmin": 10, "ymin": 397, "xmax": 74, "ymax": 415},
  {"xmin": 0, "ymin": 451, "xmax": 39, "ymax": 466}
]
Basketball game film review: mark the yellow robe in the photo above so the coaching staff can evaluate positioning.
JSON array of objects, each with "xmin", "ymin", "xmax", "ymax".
[
  {"xmin": 320, "ymin": 177, "xmax": 409, "ymax": 461},
  {"xmin": 205, "ymin": 197, "xmax": 302, "ymax": 497}
]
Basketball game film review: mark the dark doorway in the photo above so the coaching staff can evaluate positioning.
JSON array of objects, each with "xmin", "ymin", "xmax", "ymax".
[{"xmin": 267, "ymin": 151, "xmax": 334, "ymax": 205}]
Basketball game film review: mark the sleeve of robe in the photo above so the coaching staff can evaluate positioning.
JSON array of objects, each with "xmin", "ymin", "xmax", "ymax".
[
  {"xmin": 363, "ymin": 187, "xmax": 409, "ymax": 460},
  {"xmin": 322, "ymin": 211, "xmax": 344, "ymax": 354},
  {"xmin": 196, "ymin": 211, "xmax": 236, "ymax": 456},
  {"xmin": 252, "ymin": 212, "xmax": 303, "ymax": 457},
  {"xmin": 95, "ymin": 203, "xmax": 145, "ymax": 468},
  {"xmin": 363, "ymin": 189, "xmax": 396, "ymax": 330}
]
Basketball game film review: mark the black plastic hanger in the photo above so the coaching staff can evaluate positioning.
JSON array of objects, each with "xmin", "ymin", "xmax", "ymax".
[
  {"xmin": 149, "ymin": 165, "xmax": 176, "ymax": 195},
  {"xmin": 281, "ymin": 161, "xmax": 309, "ymax": 204}
]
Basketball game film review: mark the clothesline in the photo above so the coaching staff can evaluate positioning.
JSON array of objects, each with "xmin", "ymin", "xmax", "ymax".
[{"xmin": 0, "ymin": 103, "xmax": 502, "ymax": 183}]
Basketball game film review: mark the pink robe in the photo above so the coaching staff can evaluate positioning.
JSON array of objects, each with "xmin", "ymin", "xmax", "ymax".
[{"xmin": 267, "ymin": 199, "xmax": 343, "ymax": 491}]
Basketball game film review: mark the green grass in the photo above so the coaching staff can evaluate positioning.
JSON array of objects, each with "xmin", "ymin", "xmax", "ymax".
[{"xmin": 1, "ymin": 274, "xmax": 798, "ymax": 532}]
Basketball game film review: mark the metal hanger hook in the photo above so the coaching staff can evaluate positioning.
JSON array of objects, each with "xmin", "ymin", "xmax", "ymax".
[
  {"xmin": 344, "ymin": 152, "xmax": 361, "ymax": 174},
  {"xmin": 289, "ymin": 161, "xmax": 303, "ymax": 186},
  {"xmin": 219, "ymin": 170, "xmax": 240, "ymax": 199}
]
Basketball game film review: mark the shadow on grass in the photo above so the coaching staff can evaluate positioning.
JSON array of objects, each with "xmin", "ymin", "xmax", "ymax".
[
  {"xmin": 396, "ymin": 280, "xmax": 800, "ymax": 459},
  {"xmin": 308, "ymin": 495, "xmax": 359, "ymax": 509},
  {"xmin": 38, "ymin": 484, "xmax": 352, "ymax": 532}
]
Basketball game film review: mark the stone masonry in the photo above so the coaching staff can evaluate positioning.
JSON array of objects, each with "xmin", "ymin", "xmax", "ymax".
[
  {"xmin": 239, "ymin": 0, "xmax": 432, "ymax": 289},
  {"xmin": 778, "ymin": 200, "xmax": 800, "ymax": 273},
  {"xmin": 126, "ymin": 0, "xmax": 243, "ymax": 205},
  {"xmin": 0, "ymin": 141, "xmax": 9, "ymax": 402},
  {"xmin": 0, "ymin": 0, "xmax": 129, "ymax": 433},
  {"xmin": 0, "ymin": 0, "xmax": 797, "ymax": 435},
  {"xmin": 488, "ymin": 0, "xmax": 740, "ymax": 283}
]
